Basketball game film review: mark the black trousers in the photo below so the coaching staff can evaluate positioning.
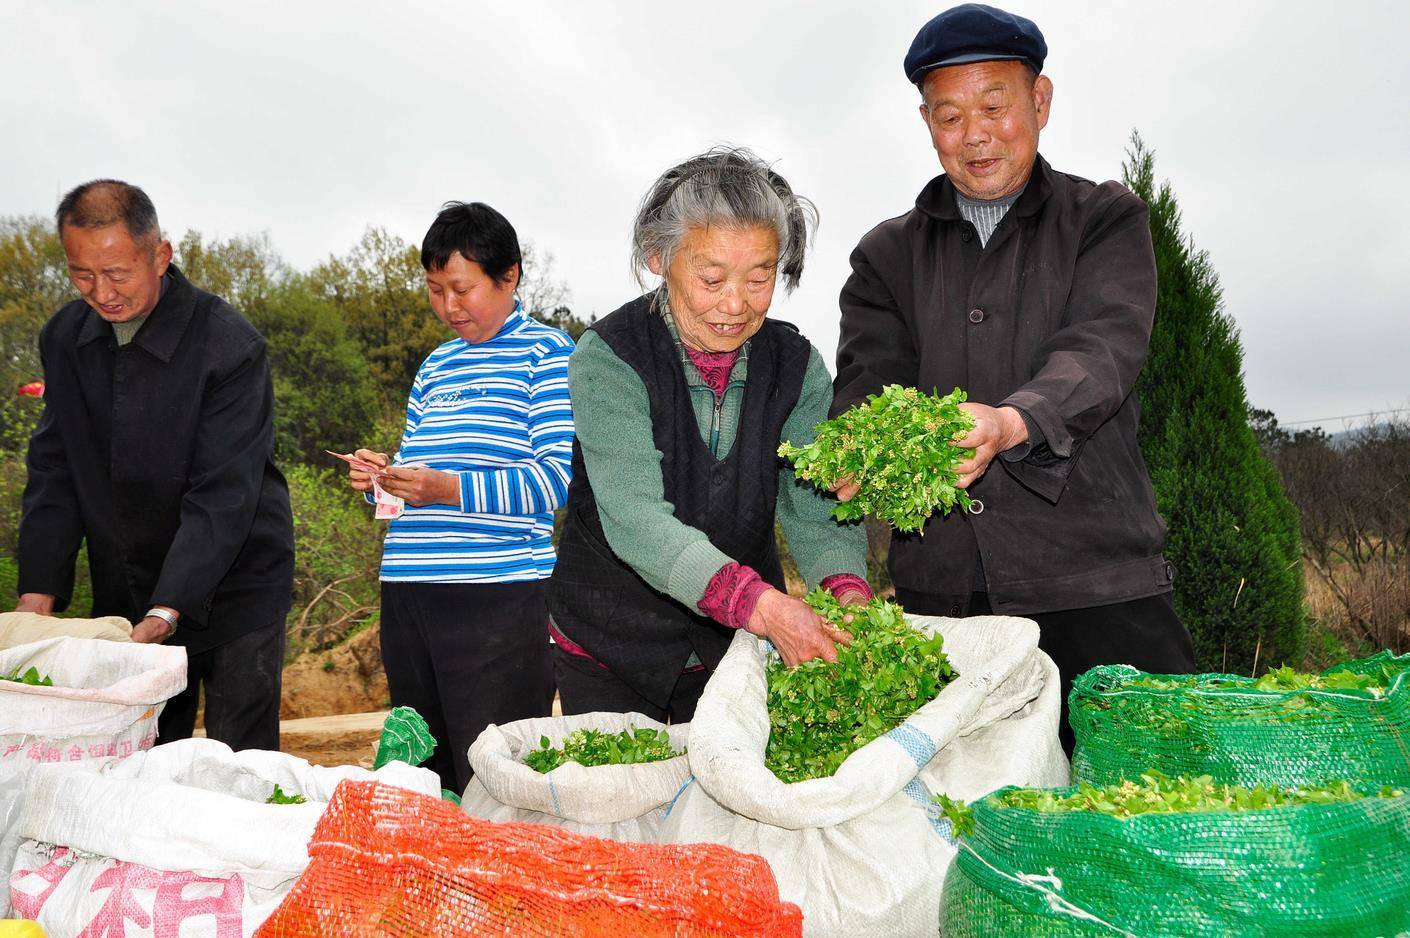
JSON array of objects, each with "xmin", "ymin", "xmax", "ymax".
[
  {"xmin": 158, "ymin": 618, "xmax": 286, "ymax": 752},
  {"xmin": 554, "ymin": 646, "xmax": 709, "ymax": 724},
  {"xmin": 895, "ymin": 589, "xmax": 1196, "ymax": 755},
  {"xmin": 380, "ymin": 580, "xmax": 554, "ymax": 793}
]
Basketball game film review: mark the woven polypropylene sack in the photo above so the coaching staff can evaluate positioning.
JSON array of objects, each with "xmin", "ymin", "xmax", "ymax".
[
  {"xmin": 8, "ymin": 739, "xmax": 441, "ymax": 937},
  {"xmin": 256, "ymin": 780, "xmax": 803, "ymax": 937},
  {"xmin": 663, "ymin": 616, "xmax": 1067, "ymax": 937},
  {"xmin": 1070, "ymin": 651, "xmax": 1410, "ymax": 788},
  {"xmin": 0, "ymin": 636, "xmax": 185, "ymax": 918},
  {"xmin": 0, "ymin": 636, "xmax": 186, "ymax": 766},
  {"xmin": 461, "ymin": 711, "xmax": 690, "ymax": 842},
  {"xmin": 938, "ymin": 784, "xmax": 1410, "ymax": 937}
]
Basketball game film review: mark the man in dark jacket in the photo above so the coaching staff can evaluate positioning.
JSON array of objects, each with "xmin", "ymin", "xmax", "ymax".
[
  {"xmin": 15, "ymin": 179, "xmax": 294, "ymax": 751},
  {"xmin": 834, "ymin": 5, "xmax": 1195, "ymax": 750}
]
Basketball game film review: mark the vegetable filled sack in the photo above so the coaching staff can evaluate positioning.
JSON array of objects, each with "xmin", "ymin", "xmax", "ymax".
[
  {"xmin": 940, "ymin": 778, "xmax": 1410, "ymax": 937},
  {"xmin": 0, "ymin": 636, "xmax": 185, "ymax": 766},
  {"xmin": 256, "ymin": 780, "xmax": 803, "ymax": 936},
  {"xmin": 1070, "ymin": 651, "xmax": 1410, "ymax": 788},
  {"xmin": 8, "ymin": 738, "xmax": 441, "ymax": 938},
  {"xmin": 662, "ymin": 615, "xmax": 1067, "ymax": 938},
  {"xmin": 0, "ymin": 636, "xmax": 185, "ymax": 918},
  {"xmin": 462, "ymin": 712, "xmax": 690, "ymax": 843}
]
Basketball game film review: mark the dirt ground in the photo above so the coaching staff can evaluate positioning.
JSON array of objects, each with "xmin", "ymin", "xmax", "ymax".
[{"xmin": 278, "ymin": 625, "xmax": 389, "ymax": 766}]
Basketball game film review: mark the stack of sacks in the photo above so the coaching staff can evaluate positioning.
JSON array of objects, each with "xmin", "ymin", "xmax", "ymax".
[
  {"xmin": 8, "ymin": 738, "xmax": 440, "ymax": 937},
  {"xmin": 662, "ymin": 615, "xmax": 1067, "ymax": 937},
  {"xmin": 0, "ymin": 635, "xmax": 186, "ymax": 917},
  {"xmin": 461, "ymin": 712, "xmax": 690, "ymax": 842}
]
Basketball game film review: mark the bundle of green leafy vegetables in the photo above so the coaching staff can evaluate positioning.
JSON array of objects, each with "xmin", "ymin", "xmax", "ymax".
[
  {"xmin": 523, "ymin": 727, "xmax": 681, "ymax": 774},
  {"xmin": 1, "ymin": 666, "xmax": 54, "ymax": 687},
  {"xmin": 1121, "ymin": 663, "xmax": 1397, "ymax": 697},
  {"xmin": 765, "ymin": 589, "xmax": 957, "ymax": 783},
  {"xmin": 934, "ymin": 771, "xmax": 1403, "ymax": 836},
  {"xmin": 266, "ymin": 784, "xmax": 307, "ymax": 804},
  {"xmin": 778, "ymin": 384, "xmax": 976, "ymax": 532},
  {"xmin": 1079, "ymin": 662, "xmax": 1405, "ymax": 732}
]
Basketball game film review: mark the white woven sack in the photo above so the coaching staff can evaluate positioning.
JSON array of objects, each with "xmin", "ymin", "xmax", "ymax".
[
  {"xmin": 462, "ymin": 711, "xmax": 691, "ymax": 842},
  {"xmin": 0, "ymin": 611, "xmax": 134, "ymax": 649},
  {"xmin": 0, "ymin": 636, "xmax": 186, "ymax": 766},
  {"xmin": 8, "ymin": 737, "xmax": 441, "ymax": 937},
  {"xmin": 661, "ymin": 614, "xmax": 1068, "ymax": 938}
]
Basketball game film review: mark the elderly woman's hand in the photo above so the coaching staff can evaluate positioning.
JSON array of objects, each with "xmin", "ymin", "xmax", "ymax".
[
  {"xmin": 744, "ymin": 588, "xmax": 852, "ymax": 667},
  {"xmin": 379, "ymin": 465, "xmax": 460, "ymax": 508}
]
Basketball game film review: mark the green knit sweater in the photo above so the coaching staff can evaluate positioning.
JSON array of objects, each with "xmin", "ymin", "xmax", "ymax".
[{"xmin": 568, "ymin": 318, "xmax": 868, "ymax": 611}]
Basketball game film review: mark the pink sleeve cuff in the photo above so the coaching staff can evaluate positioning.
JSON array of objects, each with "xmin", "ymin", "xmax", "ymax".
[
  {"xmin": 821, "ymin": 573, "xmax": 873, "ymax": 602},
  {"xmin": 698, "ymin": 562, "xmax": 773, "ymax": 630}
]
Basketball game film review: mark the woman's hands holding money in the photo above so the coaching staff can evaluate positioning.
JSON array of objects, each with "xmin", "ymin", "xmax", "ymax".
[{"xmin": 346, "ymin": 449, "xmax": 390, "ymax": 493}]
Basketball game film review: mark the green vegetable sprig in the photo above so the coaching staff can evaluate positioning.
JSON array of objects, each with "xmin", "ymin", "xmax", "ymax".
[
  {"xmin": 937, "ymin": 772, "xmax": 1403, "ymax": 827},
  {"xmin": 267, "ymin": 784, "xmax": 307, "ymax": 804},
  {"xmin": 523, "ymin": 727, "xmax": 681, "ymax": 774},
  {"xmin": 765, "ymin": 589, "xmax": 957, "ymax": 783},
  {"xmin": 1, "ymin": 666, "xmax": 54, "ymax": 687},
  {"xmin": 779, "ymin": 384, "xmax": 975, "ymax": 532}
]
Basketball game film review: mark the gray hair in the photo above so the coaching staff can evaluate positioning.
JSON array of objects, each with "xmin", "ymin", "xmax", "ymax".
[
  {"xmin": 56, "ymin": 179, "xmax": 160, "ymax": 243},
  {"xmin": 630, "ymin": 147, "xmax": 818, "ymax": 293}
]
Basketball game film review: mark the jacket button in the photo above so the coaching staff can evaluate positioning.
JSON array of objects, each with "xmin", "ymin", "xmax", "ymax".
[
  {"xmin": 969, "ymin": 499, "xmax": 985, "ymax": 514},
  {"xmin": 961, "ymin": 229, "xmax": 973, "ymax": 243},
  {"xmin": 949, "ymin": 603, "xmax": 962, "ymax": 616},
  {"xmin": 968, "ymin": 308, "xmax": 985, "ymax": 324}
]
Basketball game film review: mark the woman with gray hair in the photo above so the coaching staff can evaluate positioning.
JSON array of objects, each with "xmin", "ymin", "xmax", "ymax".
[{"xmin": 545, "ymin": 147, "xmax": 872, "ymax": 721}]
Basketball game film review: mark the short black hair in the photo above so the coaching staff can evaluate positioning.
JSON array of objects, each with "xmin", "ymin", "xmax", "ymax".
[
  {"xmin": 420, "ymin": 201, "xmax": 522, "ymax": 286},
  {"xmin": 56, "ymin": 179, "xmax": 160, "ymax": 242}
]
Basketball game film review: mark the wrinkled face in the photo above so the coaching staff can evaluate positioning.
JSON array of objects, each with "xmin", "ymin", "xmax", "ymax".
[
  {"xmin": 425, "ymin": 252, "xmax": 518, "ymax": 344},
  {"xmin": 652, "ymin": 224, "xmax": 779, "ymax": 353},
  {"xmin": 919, "ymin": 60, "xmax": 1053, "ymax": 200},
  {"xmin": 62, "ymin": 224, "xmax": 172, "ymax": 323}
]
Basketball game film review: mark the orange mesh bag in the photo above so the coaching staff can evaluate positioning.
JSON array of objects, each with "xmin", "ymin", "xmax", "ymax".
[{"xmin": 257, "ymin": 780, "xmax": 803, "ymax": 937}]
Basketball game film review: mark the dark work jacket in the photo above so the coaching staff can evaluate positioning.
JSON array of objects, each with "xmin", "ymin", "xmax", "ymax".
[
  {"xmin": 18, "ymin": 264, "xmax": 294, "ymax": 654},
  {"xmin": 547, "ymin": 295, "xmax": 810, "ymax": 707},
  {"xmin": 835, "ymin": 155, "xmax": 1172, "ymax": 615}
]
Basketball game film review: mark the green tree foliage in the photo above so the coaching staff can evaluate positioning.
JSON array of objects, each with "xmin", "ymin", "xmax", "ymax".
[
  {"xmin": 1124, "ymin": 133, "xmax": 1305, "ymax": 672},
  {"xmin": 305, "ymin": 227, "xmax": 443, "ymax": 412},
  {"xmin": 0, "ymin": 217, "xmax": 68, "ymax": 452}
]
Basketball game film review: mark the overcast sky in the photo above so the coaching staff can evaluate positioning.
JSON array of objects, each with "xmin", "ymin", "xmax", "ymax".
[{"xmin": 3, "ymin": 1, "xmax": 1406, "ymax": 429}]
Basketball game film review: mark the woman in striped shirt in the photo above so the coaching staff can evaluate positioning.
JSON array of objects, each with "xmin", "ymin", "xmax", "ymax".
[{"xmin": 345, "ymin": 202, "xmax": 574, "ymax": 793}]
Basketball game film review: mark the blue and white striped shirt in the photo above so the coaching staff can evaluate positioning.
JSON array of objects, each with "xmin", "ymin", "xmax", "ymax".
[{"xmin": 379, "ymin": 306, "xmax": 575, "ymax": 583}]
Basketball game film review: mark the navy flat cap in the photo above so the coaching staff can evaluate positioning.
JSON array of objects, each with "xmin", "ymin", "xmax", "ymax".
[{"xmin": 904, "ymin": 4, "xmax": 1047, "ymax": 84}]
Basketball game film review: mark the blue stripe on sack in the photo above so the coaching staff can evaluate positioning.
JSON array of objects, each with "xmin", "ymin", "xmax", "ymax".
[
  {"xmin": 664, "ymin": 776, "xmax": 695, "ymax": 818},
  {"xmin": 904, "ymin": 778, "xmax": 958, "ymax": 845},
  {"xmin": 548, "ymin": 774, "xmax": 563, "ymax": 817},
  {"xmin": 886, "ymin": 723, "xmax": 938, "ymax": 768}
]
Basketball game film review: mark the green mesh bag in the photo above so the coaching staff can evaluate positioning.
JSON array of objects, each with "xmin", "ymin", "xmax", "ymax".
[
  {"xmin": 372, "ymin": 705, "xmax": 437, "ymax": 770},
  {"xmin": 939, "ymin": 783, "xmax": 1410, "ymax": 937},
  {"xmin": 1070, "ymin": 651, "xmax": 1410, "ymax": 787}
]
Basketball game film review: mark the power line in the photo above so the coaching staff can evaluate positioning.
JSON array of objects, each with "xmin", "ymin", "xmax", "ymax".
[{"xmin": 1278, "ymin": 407, "xmax": 1410, "ymax": 427}]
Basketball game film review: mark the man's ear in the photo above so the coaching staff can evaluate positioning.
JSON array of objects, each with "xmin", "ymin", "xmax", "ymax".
[
  {"xmin": 646, "ymin": 252, "xmax": 663, "ymax": 276},
  {"xmin": 154, "ymin": 238, "xmax": 173, "ymax": 275},
  {"xmin": 1033, "ymin": 75, "xmax": 1054, "ymax": 131}
]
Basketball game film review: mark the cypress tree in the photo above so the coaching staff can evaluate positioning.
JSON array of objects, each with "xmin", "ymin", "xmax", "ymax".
[{"xmin": 1123, "ymin": 133, "xmax": 1305, "ymax": 673}]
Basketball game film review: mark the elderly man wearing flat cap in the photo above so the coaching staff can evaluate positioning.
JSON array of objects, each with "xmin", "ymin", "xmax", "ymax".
[{"xmin": 833, "ymin": 3, "xmax": 1195, "ymax": 752}]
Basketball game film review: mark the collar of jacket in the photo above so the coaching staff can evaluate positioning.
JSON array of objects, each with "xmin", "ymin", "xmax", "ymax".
[
  {"xmin": 913, "ymin": 152, "xmax": 1054, "ymax": 223},
  {"xmin": 76, "ymin": 262, "xmax": 199, "ymax": 362}
]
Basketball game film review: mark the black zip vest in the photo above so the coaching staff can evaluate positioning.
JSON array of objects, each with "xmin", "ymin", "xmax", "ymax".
[{"xmin": 547, "ymin": 293, "xmax": 811, "ymax": 707}]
